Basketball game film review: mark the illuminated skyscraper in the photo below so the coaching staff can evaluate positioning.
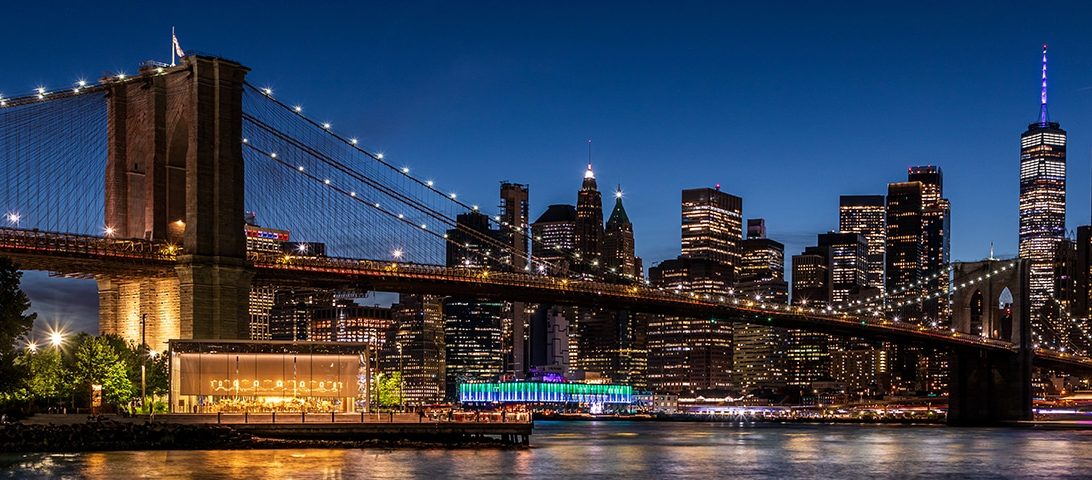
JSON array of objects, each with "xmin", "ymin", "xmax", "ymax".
[
  {"xmin": 839, "ymin": 195, "xmax": 886, "ymax": 291},
  {"xmin": 575, "ymin": 164, "xmax": 605, "ymax": 273},
  {"xmin": 886, "ymin": 181, "xmax": 924, "ymax": 323},
  {"xmin": 646, "ymin": 185, "xmax": 742, "ymax": 397},
  {"xmin": 446, "ymin": 211, "xmax": 500, "ymax": 268},
  {"xmin": 647, "ymin": 257, "xmax": 735, "ymax": 396},
  {"xmin": 244, "ymin": 220, "xmax": 291, "ymax": 340},
  {"xmin": 499, "ymin": 182, "xmax": 530, "ymax": 270},
  {"xmin": 1019, "ymin": 44, "xmax": 1068, "ymax": 349},
  {"xmin": 908, "ymin": 166, "xmax": 951, "ymax": 325},
  {"xmin": 788, "ymin": 249, "xmax": 831, "ymax": 388},
  {"xmin": 389, "ymin": 295, "xmax": 446, "ymax": 404},
  {"xmin": 310, "ymin": 300, "xmax": 395, "ymax": 345},
  {"xmin": 499, "ymin": 182, "xmax": 530, "ymax": 377},
  {"xmin": 734, "ymin": 220, "xmax": 789, "ymax": 392},
  {"xmin": 681, "ymin": 186, "xmax": 743, "ymax": 273},
  {"xmin": 443, "ymin": 213, "xmax": 506, "ymax": 397},
  {"xmin": 603, "ymin": 186, "xmax": 640, "ymax": 278},
  {"xmin": 443, "ymin": 297, "xmax": 504, "ymax": 399},
  {"xmin": 791, "ymin": 249, "xmax": 829, "ymax": 308},
  {"xmin": 532, "ymin": 204, "xmax": 577, "ymax": 275},
  {"xmin": 818, "ymin": 232, "xmax": 869, "ymax": 305}
]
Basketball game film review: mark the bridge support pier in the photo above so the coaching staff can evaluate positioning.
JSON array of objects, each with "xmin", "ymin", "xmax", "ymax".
[
  {"xmin": 946, "ymin": 346, "xmax": 1032, "ymax": 426},
  {"xmin": 98, "ymin": 276, "xmax": 181, "ymax": 352},
  {"xmin": 176, "ymin": 258, "xmax": 253, "ymax": 340}
]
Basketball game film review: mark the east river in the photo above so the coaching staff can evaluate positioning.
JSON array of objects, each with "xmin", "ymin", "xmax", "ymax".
[{"xmin": 3, "ymin": 420, "xmax": 1092, "ymax": 479}]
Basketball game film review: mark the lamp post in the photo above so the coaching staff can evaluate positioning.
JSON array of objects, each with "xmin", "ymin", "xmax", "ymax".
[{"xmin": 140, "ymin": 313, "xmax": 147, "ymax": 413}]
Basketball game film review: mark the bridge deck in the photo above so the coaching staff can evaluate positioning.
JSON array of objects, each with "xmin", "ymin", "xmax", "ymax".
[{"xmin": 6, "ymin": 227, "xmax": 1092, "ymax": 368}]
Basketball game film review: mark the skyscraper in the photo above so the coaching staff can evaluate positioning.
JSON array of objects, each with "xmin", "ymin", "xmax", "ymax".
[
  {"xmin": 531, "ymin": 204, "xmax": 577, "ymax": 275},
  {"xmin": 839, "ymin": 195, "xmax": 886, "ymax": 290},
  {"xmin": 886, "ymin": 181, "xmax": 924, "ymax": 322},
  {"xmin": 1019, "ymin": 45, "xmax": 1068, "ymax": 349},
  {"xmin": 499, "ymin": 182, "xmax": 530, "ymax": 377},
  {"xmin": 817, "ymin": 232, "xmax": 869, "ymax": 304},
  {"xmin": 788, "ymin": 249, "xmax": 831, "ymax": 390},
  {"xmin": 575, "ymin": 164, "xmax": 605, "ymax": 273},
  {"xmin": 908, "ymin": 166, "xmax": 951, "ymax": 325},
  {"xmin": 528, "ymin": 305, "xmax": 570, "ymax": 375},
  {"xmin": 444, "ymin": 213, "xmax": 505, "ymax": 397},
  {"xmin": 646, "ymin": 185, "xmax": 742, "ymax": 398},
  {"xmin": 647, "ymin": 257, "xmax": 735, "ymax": 396},
  {"xmin": 310, "ymin": 300, "xmax": 396, "ymax": 344},
  {"xmin": 737, "ymin": 220, "xmax": 788, "ymax": 303},
  {"xmin": 681, "ymin": 187, "xmax": 743, "ymax": 273},
  {"xmin": 389, "ymin": 295, "xmax": 446, "ymax": 405},
  {"xmin": 885, "ymin": 168, "xmax": 952, "ymax": 395},
  {"xmin": 446, "ymin": 211, "xmax": 500, "ymax": 268},
  {"xmin": 268, "ymin": 289, "xmax": 335, "ymax": 341},
  {"xmin": 786, "ymin": 233, "xmax": 870, "ymax": 393},
  {"xmin": 442, "ymin": 297, "xmax": 504, "ymax": 399},
  {"xmin": 603, "ymin": 187, "xmax": 639, "ymax": 278},
  {"xmin": 790, "ymin": 249, "xmax": 829, "ymax": 308},
  {"xmin": 499, "ymin": 182, "xmax": 530, "ymax": 270},
  {"xmin": 734, "ymin": 220, "xmax": 789, "ymax": 393}
]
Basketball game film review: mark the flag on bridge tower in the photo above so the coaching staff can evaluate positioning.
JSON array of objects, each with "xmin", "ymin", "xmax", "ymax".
[{"xmin": 171, "ymin": 27, "xmax": 185, "ymax": 66}]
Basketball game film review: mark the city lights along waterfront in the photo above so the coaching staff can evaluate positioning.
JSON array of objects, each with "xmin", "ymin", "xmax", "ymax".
[
  {"xmin": 5, "ymin": 422, "xmax": 1092, "ymax": 479},
  {"xmin": 6, "ymin": 3, "xmax": 1092, "ymax": 479}
]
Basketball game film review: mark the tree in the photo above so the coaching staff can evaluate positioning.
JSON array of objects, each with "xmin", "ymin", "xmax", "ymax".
[
  {"xmin": 98, "ymin": 334, "xmax": 141, "ymax": 400},
  {"xmin": 70, "ymin": 335, "xmax": 134, "ymax": 406},
  {"xmin": 376, "ymin": 372, "xmax": 403, "ymax": 407},
  {"xmin": 19, "ymin": 347, "xmax": 68, "ymax": 404},
  {"xmin": 146, "ymin": 351, "xmax": 169, "ymax": 397},
  {"xmin": 0, "ymin": 256, "xmax": 36, "ymax": 393}
]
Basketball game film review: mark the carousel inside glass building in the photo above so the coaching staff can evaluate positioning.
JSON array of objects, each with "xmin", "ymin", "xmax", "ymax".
[{"xmin": 168, "ymin": 340, "xmax": 369, "ymax": 413}]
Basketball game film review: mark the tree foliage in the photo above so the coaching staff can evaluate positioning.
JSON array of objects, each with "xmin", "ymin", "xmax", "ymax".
[
  {"xmin": 19, "ymin": 347, "xmax": 68, "ymax": 403},
  {"xmin": 377, "ymin": 371, "xmax": 403, "ymax": 407},
  {"xmin": 0, "ymin": 256, "xmax": 36, "ymax": 392},
  {"xmin": 70, "ymin": 335, "xmax": 134, "ymax": 405}
]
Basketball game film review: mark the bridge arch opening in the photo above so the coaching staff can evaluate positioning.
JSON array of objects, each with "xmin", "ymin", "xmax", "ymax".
[{"xmin": 998, "ymin": 287, "xmax": 1013, "ymax": 341}]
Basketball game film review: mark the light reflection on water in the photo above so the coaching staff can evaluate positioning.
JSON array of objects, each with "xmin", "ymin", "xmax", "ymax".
[{"xmin": 3, "ymin": 421, "xmax": 1092, "ymax": 479}]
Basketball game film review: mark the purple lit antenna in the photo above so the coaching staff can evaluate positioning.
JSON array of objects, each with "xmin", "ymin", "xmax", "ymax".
[{"xmin": 1039, "ymin": 44, "xmax": 1049, "ymax": 124}]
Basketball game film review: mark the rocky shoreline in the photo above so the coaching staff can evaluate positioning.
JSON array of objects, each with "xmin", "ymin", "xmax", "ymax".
[{"xmin": 0, "ymin": 419, "xmax": 524, "ymax": 452}]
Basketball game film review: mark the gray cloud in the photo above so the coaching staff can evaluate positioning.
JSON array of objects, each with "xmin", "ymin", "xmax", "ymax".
[{"xmin": 19, "ymin": 271, "xmax": 99, "ymax": 337}]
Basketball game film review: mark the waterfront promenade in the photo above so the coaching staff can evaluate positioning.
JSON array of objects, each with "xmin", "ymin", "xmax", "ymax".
[{"xmin": 8, "ymin": 413, "xmax": 533, "ymax": 451}]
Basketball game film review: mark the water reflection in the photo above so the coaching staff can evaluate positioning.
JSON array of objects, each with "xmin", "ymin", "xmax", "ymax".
[{"xmin": 4, "ymin": 422, "xmax": 1092, "ymax": 479}]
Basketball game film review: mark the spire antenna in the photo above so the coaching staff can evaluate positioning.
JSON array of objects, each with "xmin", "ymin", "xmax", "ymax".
[{"xmin": 1039, "ymin": 43, "xmax": 1049, "ymax": 124}]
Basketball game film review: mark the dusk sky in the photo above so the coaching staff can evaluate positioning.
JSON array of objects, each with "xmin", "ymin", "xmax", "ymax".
[{"xmin": 5, "ymin": 1, "xmax": 1092, "ymax": 334}]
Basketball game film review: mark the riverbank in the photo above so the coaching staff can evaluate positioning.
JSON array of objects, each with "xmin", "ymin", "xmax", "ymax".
[{"xmin": 0, "ymin": 418, "xmax": 530, "ymax": 452}]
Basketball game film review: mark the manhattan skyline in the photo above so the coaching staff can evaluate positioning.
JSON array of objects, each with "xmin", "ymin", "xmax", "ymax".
[{"xmin": 5, "ymin": 1, "xmax": 1092, "ymax": 334}]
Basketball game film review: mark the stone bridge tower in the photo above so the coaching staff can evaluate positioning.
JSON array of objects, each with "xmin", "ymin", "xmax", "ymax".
[
  {"xmin": 98, "ymin": 56, "xmax": 252, "ymax": 350},
  {"xmin": 947, "ymin": 258, "xmax": 1032, "ymax": 425}
]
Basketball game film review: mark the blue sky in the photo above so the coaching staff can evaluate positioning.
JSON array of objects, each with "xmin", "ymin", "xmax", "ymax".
[{"xmin": 5, "ymin": 1, "xmax": 1092, "ymax": 334}]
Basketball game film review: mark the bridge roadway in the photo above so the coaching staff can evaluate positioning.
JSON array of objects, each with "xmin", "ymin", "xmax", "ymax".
[{"xmin": 3, "ymin": 227, "xmax": 1091, "ymax": 369}]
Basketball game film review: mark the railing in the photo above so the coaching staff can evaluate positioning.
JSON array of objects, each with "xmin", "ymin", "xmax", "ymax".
[
  {"xmin": 251, "ymin": 251, "xmax": 1019, "ymax": 351},
  {"xmin": 163, "ymin": 411, "xmax": 532, "ymax": 425},
  {"xmin": 0, "ymin": 227, "xmax": 1063, "ymax": 355},
  {"xmin": 0, "ymin": 227, "xmax": 177, "ymax": 261}
]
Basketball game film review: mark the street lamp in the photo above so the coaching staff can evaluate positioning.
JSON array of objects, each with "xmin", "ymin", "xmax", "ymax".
[
  {"xmin": 49, "ymin": 329, "xmax": 64, "ymax": 348},
  {"xmin": 140, "ymin": 313, "xmax": 147, "ymax": 413}
]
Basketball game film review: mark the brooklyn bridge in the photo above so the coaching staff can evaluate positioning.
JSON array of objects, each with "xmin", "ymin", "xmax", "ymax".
[{"xmin": 1, "ymin": 55, "xmax": 1088, "ymax": 424}]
